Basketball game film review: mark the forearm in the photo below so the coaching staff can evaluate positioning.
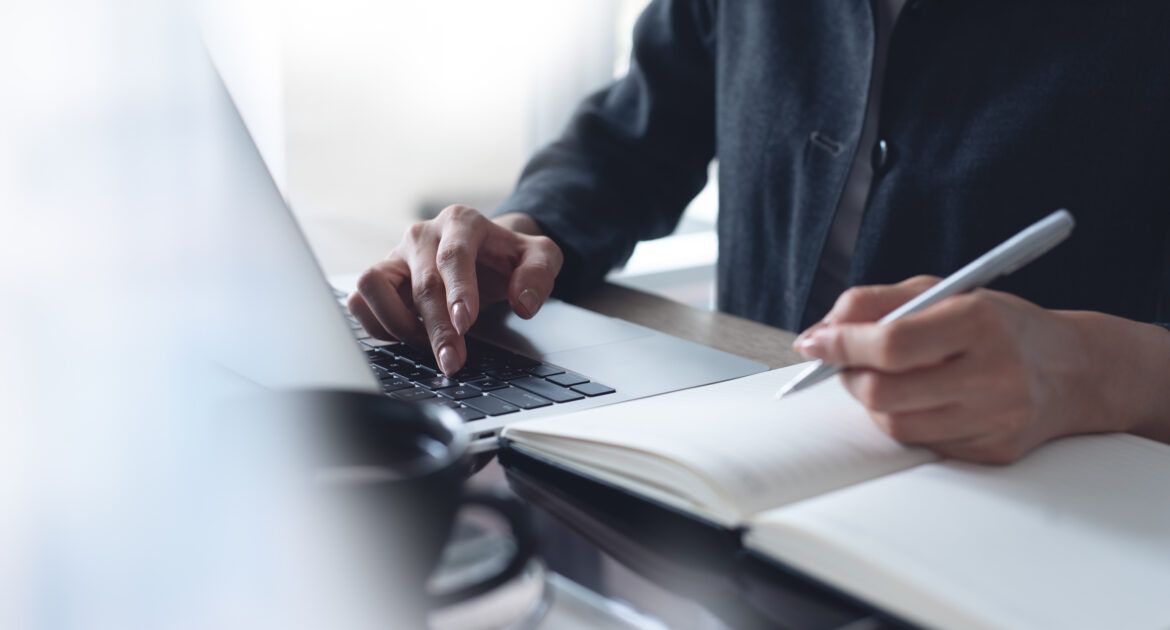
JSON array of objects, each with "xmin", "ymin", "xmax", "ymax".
[{"xmin": 1067, "ymin": 311, "xmax": 1170, "ymax": 443}]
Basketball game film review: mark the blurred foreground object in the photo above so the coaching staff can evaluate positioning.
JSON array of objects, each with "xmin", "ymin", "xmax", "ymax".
[{"xmin": 0, "ymin": 1, "xmax": 418, "ymax": 627}]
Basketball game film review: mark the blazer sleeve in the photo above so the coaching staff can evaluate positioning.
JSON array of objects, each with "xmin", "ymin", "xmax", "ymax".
[
  {"xmin": 491, "ymin": 0, "xmax": 718, "ymax": 298},
  {"xmin": 1159, "ymin": 216, "xmax": 1170, "ymax": 331}
]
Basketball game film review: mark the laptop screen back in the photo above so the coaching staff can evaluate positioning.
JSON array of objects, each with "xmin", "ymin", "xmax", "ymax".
[{"xmin": 198, "ymin": 49, "xmax": 376, "ymax": 393}]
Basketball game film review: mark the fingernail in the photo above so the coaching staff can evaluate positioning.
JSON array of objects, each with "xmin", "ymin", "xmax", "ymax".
[
  {"xmin": 796, "ymin": 329, "xmax": 829, "ymax": 357},
  {"xmin": 793, "ymin": 328, "xmax": 813, "ymax": 346},
  {"xmin": 792, "ymin": 322, "xmax": 826, "ymax": 347},
  {"xmin": 451, "ymin": 300, "xmax": 472, "ymax": 335},
  {"xmin": 518, "ymin": 289, "xmax": 540, "ymax": 317},
  {"xmin": 438, "ymin": 345, "xmax": 458, "ymax": 375}
]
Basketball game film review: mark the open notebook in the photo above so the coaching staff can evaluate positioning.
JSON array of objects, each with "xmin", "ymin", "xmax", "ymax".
[{"xmin": 500, "ymin": 363, "xmax": 1170, "ymax": 630}]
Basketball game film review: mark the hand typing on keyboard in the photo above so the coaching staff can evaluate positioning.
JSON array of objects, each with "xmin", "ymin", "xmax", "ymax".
[{"xmin": 348, "ymin": 205, "xmax": 563, "ymax": 376}]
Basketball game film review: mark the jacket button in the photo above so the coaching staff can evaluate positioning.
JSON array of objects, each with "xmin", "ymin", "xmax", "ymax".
[{"xmin": 872, "ymin": 138, "xmax": 890, "ymax": 173}]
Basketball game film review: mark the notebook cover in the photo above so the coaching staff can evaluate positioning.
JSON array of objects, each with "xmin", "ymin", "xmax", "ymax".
[
  {"xmin": 504, "ymin": 465, "xmax": 768, "ymax": 622},
  {"xmin": 736, "ymin": 549, "xmax": 918, "ymax": 629},
  {"xmin": 498, "ymin": 437, "xmax": 743, "ymax": 570},
  {"xmin": 499, "ymin": 438, "xmax": 913, "ymax": 628}
]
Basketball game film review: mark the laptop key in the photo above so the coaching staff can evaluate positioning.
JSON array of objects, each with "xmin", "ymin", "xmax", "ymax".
[
  {"xmin": 422, "ymin": 398, "xmax": 461, "ymax": 409},
  {"xmin": 571, "ymin": 382, "xmax": 615, "ymax": 397},
  {"xmin": 491, "ymin": 387, "xmax": 553, "ymax": 410},
  {"xmin": 394, "ymin": 346, "xmax": 437, "ymax": 368},
  {"xmin": 390, "ymin": 344, "xmax": 422, "ymax": 359},
  {"xmin": 375, "ymin": 361, "xmax": 412, "ymax": 374},
  {"xmin": 453, "ymin": 406, "xmax": 486, "ymax": 422},
  {"xmin": 392, "ymin": 365, "xmax": 437, "ymax": 381},
  {"xmin": 393, "ymin": 351, "xmax": 438, "ymax": 370},
  {"xmin": 546, "ymin": 371, "xmax": 588, "ymax": 387},
  {"xmin": 436, "ymin": 384, "xmax": 482, "ymax": 401},
  {"xmin": 419, "ymin": 375, "xmax": 458, "ymax": 390},
  {"xmin": 462, "ymin": 395, "xmax": 520, "ymax": 416},
  {"xmin": 485, "ymin": 367, "xmax": 528, "ymax": 381},
  {"xmin": 370, "ymin": 355, "xmax": 407, "ymax": 369},
  {"xmin": 467, "ymin": 377, "xmax": 508, "ymax": 391},
  {"xmin": 512, "ymin": 377, "xmax": 585, "ymax": 403},
  {"xmin": 451, "ymin": 368, "xmax": 485, "ymax": 382},
  {"xmin": 379, "ymin": 376, "xmax": 414, "ymax": 392},
  {"xmin": 526, "ymin": 364, "xmax": 564, "ymax": 377},
  {"xmin": 373, "ymin": 364, "xmax": 407, "ymax": 377},
  {"xmin": 390, "ymin": 387, "xmax": 437, "ymax": 402}
]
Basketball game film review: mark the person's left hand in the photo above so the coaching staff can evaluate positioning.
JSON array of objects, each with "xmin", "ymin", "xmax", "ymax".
[{"xmin": 793, "ymin": 276, "xmax": 1118, "ymax": 464}]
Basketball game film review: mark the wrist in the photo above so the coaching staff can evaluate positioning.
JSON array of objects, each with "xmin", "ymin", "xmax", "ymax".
[
  {"xmin": 1063, "ymin": 311, "xmax": 1170, "ymax": 441},
  {"xmin": 493, "ymin": 212, "xmax": 544, "ymax": 237}
]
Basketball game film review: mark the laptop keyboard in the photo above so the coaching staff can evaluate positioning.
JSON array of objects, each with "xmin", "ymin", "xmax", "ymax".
[{"xmin": 335, "ymin": 289, "xmax": 614, "ymax": 422}]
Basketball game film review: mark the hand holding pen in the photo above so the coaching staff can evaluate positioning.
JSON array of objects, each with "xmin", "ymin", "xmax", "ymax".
[{"xmin": 774, "ymin": 210, "xmax": 1163, "ymax": 464}]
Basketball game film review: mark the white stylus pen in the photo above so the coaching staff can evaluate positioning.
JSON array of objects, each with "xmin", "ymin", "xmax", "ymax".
[{"xmin": 775, "ymin": 209, "xmax": 1076, "ymax": 400}]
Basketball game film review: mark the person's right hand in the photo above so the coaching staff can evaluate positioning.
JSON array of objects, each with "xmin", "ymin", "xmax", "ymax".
[{"xmin": 348, "ymin": 205, "xmax": 563, "ymax": 376}]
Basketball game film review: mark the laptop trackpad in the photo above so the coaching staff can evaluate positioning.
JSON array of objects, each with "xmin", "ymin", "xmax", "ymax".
[{"xmin": 471, "ymin": 300, "xmax": 650, "ymax": 356}]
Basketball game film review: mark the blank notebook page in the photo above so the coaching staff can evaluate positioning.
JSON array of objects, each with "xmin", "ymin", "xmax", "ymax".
[
  {"xmin": 505, "ymin": 364, "xmax": 934, "ymax": 520},
  {"xmin": 748, "ymin": 434, "xmax": 1170, "ymax": 630}
]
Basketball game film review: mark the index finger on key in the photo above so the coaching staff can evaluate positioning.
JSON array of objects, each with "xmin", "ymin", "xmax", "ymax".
[{"xmin": 434, "ymin": 210, "xmax": 489, "ymax": 335}]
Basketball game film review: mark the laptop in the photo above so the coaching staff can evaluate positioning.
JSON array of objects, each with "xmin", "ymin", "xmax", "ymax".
[{"xmin": 206, "ymin": 52, "xmax": 766, "ymax": 447}]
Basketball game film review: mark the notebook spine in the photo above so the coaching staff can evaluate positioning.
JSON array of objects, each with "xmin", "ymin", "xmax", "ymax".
[{"xmin": 498, "ymin": 439, "xmax": 743, "ymax": 568}]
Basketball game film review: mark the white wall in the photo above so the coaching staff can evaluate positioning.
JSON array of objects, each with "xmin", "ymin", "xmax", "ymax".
[{"xmin": 282, "ymin": 1, "xmax": 628, "ymax": 227}]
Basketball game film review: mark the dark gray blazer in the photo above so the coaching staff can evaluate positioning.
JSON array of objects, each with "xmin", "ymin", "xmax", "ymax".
[{"xmin": 494, "ymin": 0, "xmax": 1170, "ymax": 333}]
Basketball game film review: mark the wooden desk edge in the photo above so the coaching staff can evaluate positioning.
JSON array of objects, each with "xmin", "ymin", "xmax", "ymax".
[{"xmin": 571, "ymin": 282, "xmax": 804, "ymax": 370}]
